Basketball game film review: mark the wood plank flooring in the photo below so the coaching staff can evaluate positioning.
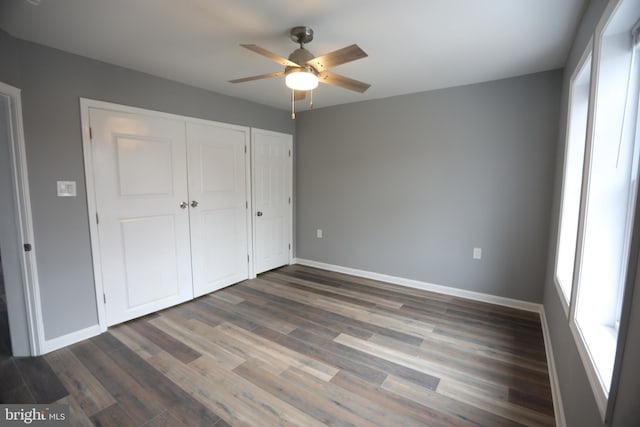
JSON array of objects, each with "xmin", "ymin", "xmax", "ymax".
[{"xmin": 0, "ymin": 265, "xmax": 555, "ymax": 426}]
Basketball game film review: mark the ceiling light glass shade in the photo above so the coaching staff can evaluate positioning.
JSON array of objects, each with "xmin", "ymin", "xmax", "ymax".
[{"xmin": 285, "ymin": 70, "xmax": 319, "ymax": 90}]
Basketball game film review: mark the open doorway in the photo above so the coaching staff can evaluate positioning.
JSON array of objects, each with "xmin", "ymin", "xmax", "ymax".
[
  {"xmin": 0, "ymin": 82, "xmax": 39, "ymax": 357},
  {"xmin": 0, "ymin": 252, "xmax": 11, "ymax": 358}
]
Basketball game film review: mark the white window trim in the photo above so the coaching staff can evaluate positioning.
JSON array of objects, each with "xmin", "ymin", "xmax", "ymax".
[
  {"xmin": 566, "ymin": 0, "xmax": 636, "ymax": 421},
  {"xmin": 553, "ymin": 38, "xmax": 593, "ymax": 317}
]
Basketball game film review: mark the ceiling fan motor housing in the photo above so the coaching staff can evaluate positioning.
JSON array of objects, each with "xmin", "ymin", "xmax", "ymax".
[
  {"xmin": 288, "ymin": 27, "xmax": 317, "ymax": 75},
  {"xmin": 287, "ymin": 47, "xmax": 317, "ymax": 75}
]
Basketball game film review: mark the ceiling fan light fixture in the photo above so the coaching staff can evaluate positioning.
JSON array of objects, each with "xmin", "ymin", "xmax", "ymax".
[
  {"xmin": 230, "ymin": 26, "xmax": 370, "ymax": 118},
  {"xmin": 285, "ymin": 69, "xmax": 319, "ymax": 91}
]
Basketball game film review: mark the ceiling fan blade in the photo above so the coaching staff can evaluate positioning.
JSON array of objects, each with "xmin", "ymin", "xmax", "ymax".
[
  {"xmin": 318, "ymin": 71, "xmax": 371, "ymax": 93},
  {"xmin": 294, "ymin": 90, "xmax": 306, "ymax": 101},
  {"xmin": 228, "ymin": 71, "xmax": 285, "ymax": 83},
  {"xmin": 240, "ymin": 44, "xmax": 300, "ymax": 67},
  {"xmin": 307, "ymin": 44, "xmax": 368, "ymax": 71}
]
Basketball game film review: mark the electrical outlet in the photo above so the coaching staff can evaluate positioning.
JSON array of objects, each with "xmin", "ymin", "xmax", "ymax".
[
  {"xmin": 473, "ymin": 247, "xmax": 482, "ymax": 260},
  {"xmin": 317, "ymin": 229, "xmax": 323, "ymax": 239}
]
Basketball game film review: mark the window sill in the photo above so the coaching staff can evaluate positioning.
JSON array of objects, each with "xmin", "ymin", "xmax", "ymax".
[
  {"xmin": 580, "ymin": 320, "xmax": 617, "ymax": 390},
  {"xmin": 569, "ymin": 317, "xmax": 616, "ymax": 420}
]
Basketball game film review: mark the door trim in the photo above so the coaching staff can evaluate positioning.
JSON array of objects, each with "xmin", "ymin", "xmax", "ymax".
[
  {"xmin": 0, "ymin": 81, "xmax": 43, "ymax": 356},
  {"xmin": 80, "ymin": 98, "xmax": 254, "ymax": 331},
  {"xmin": 245, "ymin": 135, "xmax": 256, "ymax": 280},
  {"xmin": 80, "ymin": 99, "xmax": 107, "ymax": 333},
  {"xmin": 250, "ymin": 128, "xmax": 294, "ymax": 275}
]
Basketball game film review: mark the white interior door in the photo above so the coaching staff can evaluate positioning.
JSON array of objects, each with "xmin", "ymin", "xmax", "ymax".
[
  {"xmin": 90, "ymin": 108, "xmax": 193, "ymax": 326},
  {"xmin": 187, "ymin": 122, "xmax": 250, "ymax": 297},
  {"xmin": 252, "ymin": 129, "xmax": 292, "ymax": 274}
]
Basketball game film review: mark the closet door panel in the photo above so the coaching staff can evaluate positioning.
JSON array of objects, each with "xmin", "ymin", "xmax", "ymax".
[
  {"xmin": 90, "ymin": 108, "xmax": 193, "ymax": 326},
  {"xmin": 252, "ymin": 129, "xmax": 292, "ymax": 274},
  {"xmin": 187, "ymin": 122, "xmax": 249, "ymax": 297}
]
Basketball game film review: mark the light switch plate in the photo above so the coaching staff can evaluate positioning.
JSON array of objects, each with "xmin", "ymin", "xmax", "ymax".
[
  {"xmin": 317, "ymin": 229, "xmax": 323, "ymax": 239},
  {"xmin": 473, "ymin": 247, "xmax": 482, "ymax": 260},
  {"xmin": 57, "ymin": 181, "xmax": 77, "ymax": 197}
]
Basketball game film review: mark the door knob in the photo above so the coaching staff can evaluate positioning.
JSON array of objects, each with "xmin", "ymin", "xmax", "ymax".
[
  {"xmin": 256, "ymin": 211, "xmax": 263, "ymax": 217},
  {"xmin": 190, "ymin": 200, "xmax": 199, "ymax": 208},
  {"xmin": 180, "ymin": 201, "xmax": 188, "ymax": 209}
]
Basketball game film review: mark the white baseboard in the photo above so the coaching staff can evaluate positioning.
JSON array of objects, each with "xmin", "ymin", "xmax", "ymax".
[
  {"xmin": 540, "ymin": 308, "xmax": 567, "ymax": 427},
  {"xmin": 293, "ymin": 257, "xmax": 564, "ymax": 426},
  {"xmin": 293, "ymin": 258, "xmax": 543, "ymax": 312},
  {"xmin": 39, "ymin": 324, "xmax": 102, "ymax": 355}
]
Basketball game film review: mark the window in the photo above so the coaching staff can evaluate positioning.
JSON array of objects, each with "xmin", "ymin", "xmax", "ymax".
[
  {"xmin": 560, "ymin": 0, "xmax": 640, "ymax": 420},
  {"xmin": 554, "ymin": 46, "xmax": 592, "ymax": 310}
]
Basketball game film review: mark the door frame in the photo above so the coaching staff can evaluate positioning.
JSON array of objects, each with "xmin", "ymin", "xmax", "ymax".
[
  {"xmin": 250, "ymin": 128, "xmax": 294, "ymax": 276},
  {"xmin": 0, "ymin": 81, "xmax": 43, "ymax": 356},
  {"xmin": 80, "ymin": 98, "xmax": 253, "ymax": 331}
]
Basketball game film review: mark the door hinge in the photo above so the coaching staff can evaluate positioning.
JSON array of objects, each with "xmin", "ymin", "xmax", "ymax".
[
  {"xmin": 288, "ymin": 197, "xmax": 291, "ymax": 205},
  {"xmin": 288, "ymin": 149, "xmax": 291, "ymax": 157},
  {"xmin": 23, "ymin": 243, "xmax": 32, "ymax": 252},
  {"xmin": 246, "ymin": 201, "xmax": 248, "ymax": 209},
  {"xmin": 96, "ymin": 213, "xmax": 99, "ymax": 224},
  {"xmin": 89, "ymin": 127, "xmax": 93, "ymax": 139},
  {"xmin": 103, "ymin": 293, "xmax": 106, "ymax": 304},
  {"xmin": 244, "ymin": 145, "xmax": 247, "ymax": 153},
  {"xmin": 247, "ymin": 254, "xmax": 250, "ymax": 263},
  {"xmin": 288, "ymin": 243, "xmax": 291, "ymax": 250}
]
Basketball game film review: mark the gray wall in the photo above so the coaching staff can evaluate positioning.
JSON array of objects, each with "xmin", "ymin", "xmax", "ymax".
[
  {"xmin": 0, "ymin": 30, "xmax": 294, "ymax": 343},
  {"xmin": 0, "ymin": 30, "xmax": 19, "ymax": 86},
  {"xmin": 295, "ymin": 71, "xmax": 561, "ymax": 302},
  {"xmin": 542, "ymin": 0, "xmax": 640, "ymax": 425}
]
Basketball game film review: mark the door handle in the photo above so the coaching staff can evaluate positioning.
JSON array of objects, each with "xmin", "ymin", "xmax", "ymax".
[
  {"xmin": 256, "ymin": 211, "xmax": 263, "ymax": 217},
  {"xmin": 190, "ymin": 200, "xmax": 199, "ymax": 208},
  {"xmin": 180, "ymin": 202, "xmax": 188, "ymax": 209}
]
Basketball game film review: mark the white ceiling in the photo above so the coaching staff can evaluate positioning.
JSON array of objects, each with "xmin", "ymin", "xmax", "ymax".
[{"xmin": 0, "ymin": 0, "xmax": 586, "ymax": 111}]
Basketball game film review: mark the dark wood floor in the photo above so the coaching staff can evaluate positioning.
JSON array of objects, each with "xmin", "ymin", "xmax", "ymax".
[{"xmin": 0, "ymin": 265, "xmax": 555, "ymax": 426}]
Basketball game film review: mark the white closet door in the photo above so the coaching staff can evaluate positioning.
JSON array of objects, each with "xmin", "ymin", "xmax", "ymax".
[
  {"xmin": 90, "ymin": 108, "xmax": 193, "ymax": 326},
  {"xmin": 252, "ymin": 129, "xmax": 292, "ymax": 274},
  {"xmin": 187, "ymin": 122, "xmax": 250, "ymax": 297}
]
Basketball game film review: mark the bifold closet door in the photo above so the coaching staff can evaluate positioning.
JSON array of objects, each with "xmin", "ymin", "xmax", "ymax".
[
  {"xmin": 90, "ymin": 109, "xmax": 193, "ymax": 326},
  {"xmin": 187, "ymin": 122, "xmax": 249, "ymax": 297}
]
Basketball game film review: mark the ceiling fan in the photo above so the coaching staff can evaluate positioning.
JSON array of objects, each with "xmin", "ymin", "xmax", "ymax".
[{"xmin": 229, "ymin": 26, "xmax": 371, "ymax": 118}]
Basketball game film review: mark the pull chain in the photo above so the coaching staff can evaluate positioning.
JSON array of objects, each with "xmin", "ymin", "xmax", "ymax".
[
  {"xmin": 291, "ymin": 89, "xmax": 295, "ymax": 120},
  {"xmin": 310, "ymin": 89, "xmax": 313, "ymax": 109}
]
